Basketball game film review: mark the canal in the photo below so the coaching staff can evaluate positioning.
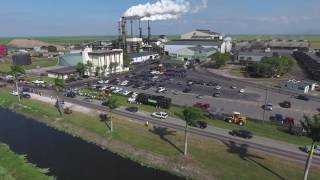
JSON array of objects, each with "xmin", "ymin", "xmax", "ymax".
[{"xmin": 0, "ymin": 108, "xmax": 182, "ymax": 180}]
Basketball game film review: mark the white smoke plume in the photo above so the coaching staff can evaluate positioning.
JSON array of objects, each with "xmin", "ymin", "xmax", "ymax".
[{"xmin": 124, "ymin": 0, "xmax": 207, "ymax": 21}]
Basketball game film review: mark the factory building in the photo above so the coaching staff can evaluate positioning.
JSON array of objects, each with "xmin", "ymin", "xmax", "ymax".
[
  {"xmin": 235, "ymin": 51, "xmax": 273, "ymax": 64},
  {"xmin": 82, "ymin": 47, "xmax": 127, "ymax": 76},
  {"xmin": 128, "ymin": 51, "xmax": 159, "ymax": 64},
  {"xmin": 181, "ymin": 29, "xmax": 224, "ymax": 40},
  {"xmin": 12, "ymin": 53, "xmax": 32, "ymax": 65},
  {"xmin": 164, "ymin": 39, "xmax": 232, "ymax": 58},
  {"xmin": 47, "ymin": 66, "xmax": 78, "ymax": 80},
  {"xmin": 176, "ymin": 45, "xmax": 217, "ymax": 62},
  {"xmin": 58, "ymin": 53, "xmax": 83, "ymax": 66}
]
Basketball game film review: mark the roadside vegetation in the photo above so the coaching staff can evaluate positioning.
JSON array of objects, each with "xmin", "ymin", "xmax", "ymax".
[
  {"xmin": 0, "ymin": 88, "xmax": 319, "ymax": 180},
  {"xmin": 248, "ymin": 56, "xmax": 296, "ymax": 78},
  {"xmin": 78, "ymin": 87, "xmax": 314, "ymax": 145},
  {"xmin": 0, "ymin": 143, "xmax": 54, "ymax": 180}
]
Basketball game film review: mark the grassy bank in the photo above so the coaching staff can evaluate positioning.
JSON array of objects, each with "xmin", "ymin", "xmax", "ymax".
[
  {"xmin": 1, "ymin": 88, "xmax": 320, "ymax": 179},
  {"xmin": 0, "ymin": 144, "xmax": 54, "ymax": 180},
  {"xmin": 0, "ymin": 57, "xmax": 58, "ymax": 73}
]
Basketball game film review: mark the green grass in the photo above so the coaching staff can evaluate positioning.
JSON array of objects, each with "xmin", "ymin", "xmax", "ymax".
[
  {"xmin": 0, "ymin": 88, "xmax": 319, "ymax": 179},
  {"xmin": 0, "ymin": 144, "xmax": 54, "ymax": 180},
  {"xmin": 0, "ymin": 57, "xmax": 58, "ymax": 73},
  {"xmin": 229, "ymin": 68, "xmax": 246, "ymax": 77}
]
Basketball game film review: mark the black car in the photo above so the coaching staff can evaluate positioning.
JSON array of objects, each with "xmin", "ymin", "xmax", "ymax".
[
  {"xmin": 279, "ymin": 101, "xmax": 291, "ymax": 108},
  {"xmin": 296, "ymin": 95, "xmax": 309, "ymax": 101},
  {"xmin": 213, "ymin": 92, "xmax": 221, "ymax": 97},
  {"xmin": 183, "ymin": 88, "xmax": 192, "ymax": 93},
  {"xmin": 21, "ymin": 93, "xmax": 31, "ymax": 99},
  {"xmin": 229, "ymin": 130, "xmax": 253, "ymax": 139},
  {"xmin": 196, "ymin": 121, "xmax": 207, "ymax": 129},
  {"xmin": 65, "ymin": 91, "xmax": 76, "ymax": 98},
  {"xmin": 125, "ymin": 107, "xmax": 139, "ymax": 113}
]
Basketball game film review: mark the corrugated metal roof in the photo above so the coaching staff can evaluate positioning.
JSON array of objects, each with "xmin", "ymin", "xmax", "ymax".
[{"xmin": 165, "ymin": 40, "xmax": 223, "ymax": 47}]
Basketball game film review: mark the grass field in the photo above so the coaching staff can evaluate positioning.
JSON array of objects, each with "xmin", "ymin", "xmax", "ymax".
[
  {"xmin": 0, "ymin": 57, "xmax": 58, "ymax": 73},
  {"xmin": 0, "ymin": 88, "xmax": 319, "ymax": 180},
  {"xmin": 0, "ymin": 144, "xmax": 54, "ymax": 180}
]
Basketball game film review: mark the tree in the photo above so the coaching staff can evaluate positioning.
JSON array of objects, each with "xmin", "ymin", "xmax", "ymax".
[
  {"xmin": 9, "ymin": 65, "xmax": 25, "ymax": 102},
  {"xmin": 103, "ymin": 96, "xmax": 120, "ymax": 132},
  {"xmin": 108, "ymin": 62, "xmax": 119, "ymax": 76},
  {"xmin": 178, "ymin": 107, "xmax": 202, "ymax": 155},
  {"xmin": 76, "ymin": 62, "xmax": 85, "ymax": 77},
  {"xmin": 301, "ymin": 115, "xmax": 320, "ymax": 180},
  {"xmin": 123, "ymin": 54, "xmax": 131, "ymax": 67},
  {"xmin": 54, "ymin": 78, "xmax": 65, "ymax": 117},
  {"xmin": 47, "ymin": 45, "xmax": 57, "ymax": 52},
  {"xmin": 85, "ymin": 61, "xmax": 93, "ymax": 76},
  {"xmin": 212, "ymin": 52, "xmax": 230, "ymax": 68},
  {"xmin": 95, "ymin": 66, "xmax": 101, "ymax": 78}
]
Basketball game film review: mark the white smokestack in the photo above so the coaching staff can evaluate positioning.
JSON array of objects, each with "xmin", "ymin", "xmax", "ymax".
[{"xmin": 124, "ymin": 0, "xmax": 207, "ymax": 21}]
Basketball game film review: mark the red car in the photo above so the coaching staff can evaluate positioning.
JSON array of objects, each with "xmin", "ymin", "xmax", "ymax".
[{"xmin": 193, "ymin": 103, "xmax": 210, "ymax": 110}]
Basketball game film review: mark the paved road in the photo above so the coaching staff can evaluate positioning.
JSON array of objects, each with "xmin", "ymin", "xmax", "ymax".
[{"xmin": 30, "ymin": 92, "xmax": 320, "ymax": 166}]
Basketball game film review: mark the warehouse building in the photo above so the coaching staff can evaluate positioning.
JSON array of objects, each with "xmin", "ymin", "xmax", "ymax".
[
  {"xmin": 12, "ymin": 53, "xmax": 32, "ymax": 65},
  {"xmin": 181, "ymin": 29, "xmax": 224, "ymax": 40},
  {"xmin": 165, "ymin": 39, "xmax": 232, "ymax": 57},
  {"xmin": 281, "ymin": 79, "xmax": 317, "ymax": 94},
  {"xmin": 47, "ymin": 66, "xmax": 77, "ymax": 80},
  {"xmin": 58, "ymin": 53, "xmax": 83, "ymax": 66},
  {"xmin": 128, "ymin": 51, "xmax": 159, "ymax": 64},
  {"xmin": 235, "ymin": 51, "xmax": 273, "ymax": 64},
  {"xmin": 82, "ymin": 47, "xmax": 128, "ymax": 76},
  {"xmin": 176, "ymin": 45, "xmax": 217, "ymax": 62}
]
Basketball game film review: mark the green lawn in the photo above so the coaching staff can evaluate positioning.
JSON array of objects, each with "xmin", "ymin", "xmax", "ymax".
[
  {"xmin": 229, "ymin": 68, "xmax": 246, "ymax": 77},
  {"xmin": 0, "ymin": 88, "xmax": 319, "ymax": 179},
  {"xmin": 0, "ymin": 144, "xmax": 54, "ymax": 180},
  {"xmin": 0, "ymin": 57, "xmax": 58, "ymax": 73}
]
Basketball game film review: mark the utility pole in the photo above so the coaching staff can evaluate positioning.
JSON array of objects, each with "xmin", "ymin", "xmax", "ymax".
[{"xmin": 262, "ymin": 87, "xmax": 268, "ymax": 123}]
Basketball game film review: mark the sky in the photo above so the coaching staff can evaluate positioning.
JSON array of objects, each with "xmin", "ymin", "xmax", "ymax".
[{"xmin": 1, "ymin": 0, "xmax": 320, "ymax": 37}]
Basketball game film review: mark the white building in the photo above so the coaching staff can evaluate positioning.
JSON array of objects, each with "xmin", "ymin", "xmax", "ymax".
[
  {"xmin": 165, "ymin": 39, "xmax": 232, "ymax": 57},
  {"xmin": 82, "ymin": 47, "xmax": 128, "ymax": 76},
  {"xmin": 181, "ymin": 29, "xmax": 224, "ymax": 40},
  {"xmin": 128, "ymin": 52, "xmax": 159, "ymax": 64}
]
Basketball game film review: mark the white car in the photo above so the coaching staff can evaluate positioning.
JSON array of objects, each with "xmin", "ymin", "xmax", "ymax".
[
  {"xmin": 215, "ymin": 85, "xmax": 222, "ymax": 90},
  {"xmin": 151, "ymin": 112, "xmax": 168, "ymax": 119},
  {"xmin": 11, "ymin": 91, "xmax": 19, "ymax": 96},
  {"xmin": 6, "ymin": 75, "xmax": 13, "ymax": 80},
  {"xmin": 157, "ymin": 87, "xmax": 166, "ymax": 93},
  {"xmin": 304, "ymin": 145, "xmax": 320, "ymax": 156},
  {"xmin": 104, "ymin": 80, "xmax": 110, "ymax": 84},
  {"xmin": 32, "ymin": 80, "xmax": 45, "ymax": 84},
  {"xmin": 239, "ymin": 89, "xmax": 245, "ymax": 93},
  {"xmin": 264, "ymin": 103, "xmax": 273, "ymax": 111},
  {"xmin": 122, "ymin": 91, "xmax": 131, "ymax": 96},
  {"xmin": 120, "ymin": 80, "xmax": 129, "ymax": 86},
  {"xmin": 97, "ymin": 80, "xmax": 104, "ymax": 84},
  {"xmin": 128, "ymin": 97, "xmax": 136, "ymax": 103}
]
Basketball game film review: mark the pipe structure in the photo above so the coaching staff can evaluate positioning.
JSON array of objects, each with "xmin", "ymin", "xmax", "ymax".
[
  {"xmin": 130, "ymin": 20, "xmax": 133, "ymax": 38},
  {"xmin": 121, "ymin": 16, "xmax": 127, "ymax": 53},
  {"xmin": 147, "ymin": 20, "xmax": 151, "ymax": 44},
  {"xmin": 139, "ymin": 20, "xmax": 142, "ymax": 38}
]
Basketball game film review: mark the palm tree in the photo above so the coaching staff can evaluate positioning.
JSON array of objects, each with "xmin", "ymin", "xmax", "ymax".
[
  {"xmin": 95, "ymin": 66, "xmax": 101, "ymax": 78},
  {"xmin": 76, "ymin": 62, "xmax": 85, "ymax": 77},
  {"xmin": 85, "ymin": 61, "xmax": 93, "ymax": 76},
  {"xmin": 179, "ymin": 107, "xmax": 202, "ymax": 155},
  {"xmin": 104, "ymin": 96, "xmax": 120, "ymax": 132},
  {"xmin": 301, "ymin": 115, "xmax": 320, "ymax": 180},
  {"xmin": 108, "ymin": 62, "xmax": 119, "ymax": 77},
  {"xmin": 54, "ymin": 78, "xmax": 65, "ymax": 117},
  {"xmin": 9, "ymin": 65, "xmax": 25, "ymax": 102}
]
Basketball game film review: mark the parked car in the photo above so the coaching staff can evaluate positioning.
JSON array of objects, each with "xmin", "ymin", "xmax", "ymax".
[
  {"xmin": 296, "ymin": 95, "xmax": 309, "ymax": 101},
  {"xmin": 196, "ymin": 95, "xmax": 203, "ymax": 99},
  {"xmin": 21, "ymin": 93, "xmax": 31, "ymax": 99},
  {"xmin": 303, "ymin": 145, "xmax": 320, "ymax": 156},
  {"xmin": 83, "ymin": 97, "xmax": 93, "ymax": 102},
  {"xmin": 215, "ymin": 85, "xmax": 222, "ymax": 90},
  {"xmin": 183, "ymin": 88, "xmax": 192, "ymax": 93},
  {"xmin": 230, "ymin": 85, "xmax": 237, "ymax": 89},
  {"xmin": 213, "ymin": 92, "xmax": 221, "ymax": 97},
  {"xmin": 193, "ymin": 103, "xmax": 210, "ymax": 110},
  {"xmin": 151, "ymin": 112, "xmax": 168, "ymax": 119},
  {"xmin": 126, "ymin": 107, "xmax": 138, "ymax": 113},
  {"xmin": 157, "ymin": 87, "xmax": 166, "ymax": 93},
  {"xmin": 11, "ymin": 91, "xmax": 19, "ymax": 96},
  {"xmin": 279, "ymin": 101, "xmax": 291, "ymax": 108},
  {"xmin": 239, "ymin": 89, "xmax": 245, "ymax": 93},
  {"xmin": 229, "ymin": 130, "xmax": 253, "ymax": 139}
]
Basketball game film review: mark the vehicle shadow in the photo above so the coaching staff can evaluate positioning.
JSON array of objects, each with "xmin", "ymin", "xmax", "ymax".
[
  {"xmin": 149, "ymin": 126, "xmax": 184, "ymax": 154},
  {"xmin": 222, "ymin": 141, "xmax": 286, "ymax": 180}
]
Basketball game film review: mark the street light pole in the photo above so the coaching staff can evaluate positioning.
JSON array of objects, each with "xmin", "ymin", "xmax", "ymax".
[{"xmin": 262, "ymin": 87, "xmax": 268, "ymax": 123}]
